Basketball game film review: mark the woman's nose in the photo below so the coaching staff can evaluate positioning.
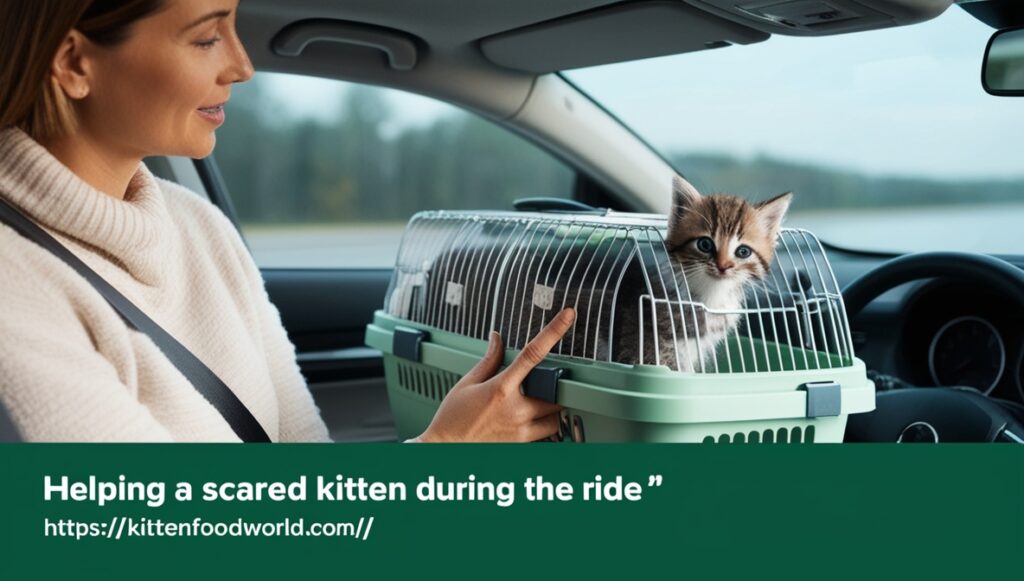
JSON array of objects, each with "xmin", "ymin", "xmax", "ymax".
[{"xmin": 224, "ymin": 33, "xmax": 254, "ymax": 84}]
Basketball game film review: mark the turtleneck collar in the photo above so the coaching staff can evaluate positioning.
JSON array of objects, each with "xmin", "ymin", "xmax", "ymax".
[{"xmin": 0, "ymin": 126, "xmax": 173, "ymax": 286}]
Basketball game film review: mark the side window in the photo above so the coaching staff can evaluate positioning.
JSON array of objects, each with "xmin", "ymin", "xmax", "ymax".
[{"xmin": 214, "ymin": 72, "xmax": 576, "ymax": 269}]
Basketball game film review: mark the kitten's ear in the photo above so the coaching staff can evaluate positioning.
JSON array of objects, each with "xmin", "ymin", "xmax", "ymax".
[
  {"xmin": 755, "ymin": 192, "xmax": 793, "ymax": 241},
  {"xmin": 671, "ymin": 175, "xmax": 701, "ymax": 215}
]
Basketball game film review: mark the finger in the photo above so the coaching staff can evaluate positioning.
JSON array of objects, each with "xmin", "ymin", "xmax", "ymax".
[
  {"xmin": 499, "ymin": 308, "xmax": 576, "ymax": 385},
  {"xmin": 522, "ymin": 412, "xmax": 561, "ymax": 442},
  {"xmin": 458, "ymin": 331, "xmax": 504, "ymax": 385},
  {"xmin": 516, "ymin": 392, "xmax": 563, "ymax": 419}
]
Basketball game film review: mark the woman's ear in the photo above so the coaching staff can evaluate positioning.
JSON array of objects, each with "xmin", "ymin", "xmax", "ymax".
[{"xmin": 50, "ymin": 30, "xmax": 93, "ymax": 100}]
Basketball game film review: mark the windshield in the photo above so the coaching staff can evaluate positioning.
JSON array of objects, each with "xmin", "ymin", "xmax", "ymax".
[{"xmin": 566, "ymin": 6, "xmax": 1023, "ymax": 255}]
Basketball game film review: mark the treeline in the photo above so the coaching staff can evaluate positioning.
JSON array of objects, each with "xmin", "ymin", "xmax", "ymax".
[
  {"xmin": 214, "ymin": 79, "xmax": 573, "ymax": 225},
  {"xmin": 672, "ymin": 153, "xmax": 1023, "ymax": 211},
  {"xmin": 214, "ymin": 78, "xmax": 1022, "ymax": 225}
]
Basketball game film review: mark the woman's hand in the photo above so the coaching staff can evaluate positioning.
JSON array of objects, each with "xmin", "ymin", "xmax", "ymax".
[{"xmin": 409, "ymin": 307, "xmax": 576, "ymax": 443}]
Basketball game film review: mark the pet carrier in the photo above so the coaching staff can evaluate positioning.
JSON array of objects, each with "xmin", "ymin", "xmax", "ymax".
[{"xmin": 364, "ymin": 208, "xmax": 875, "ymax": 443}]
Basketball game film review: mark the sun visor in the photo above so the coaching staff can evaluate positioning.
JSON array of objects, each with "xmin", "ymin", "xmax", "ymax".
[
  {"xmin": 683, "ymin": 0, "xmax": 953, "ymax": 36},
  {"xmin": 479, "ymin": 1, "xmax": 769, "ymax": 73}
]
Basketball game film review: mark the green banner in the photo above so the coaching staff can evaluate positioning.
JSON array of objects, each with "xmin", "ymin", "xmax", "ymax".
[{"xmin": 0, "ymin": 444, "xmax": 1020, "ymax": 579}]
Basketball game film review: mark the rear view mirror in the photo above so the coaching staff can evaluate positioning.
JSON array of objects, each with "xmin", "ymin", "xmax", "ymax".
[{"xmin": 983, "ymin": 27, "xmax": 1024, "ymax": 96}]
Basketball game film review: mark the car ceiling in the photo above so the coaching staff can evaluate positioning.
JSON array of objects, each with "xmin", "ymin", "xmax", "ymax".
[
  {"xmin": 237, "ymin": 0, "xmax": 955, "ymax": 95},
  {"xmin": 237, "ymin": 0, "xmax": 628, "ymax": 74},
  {"xmin": 232, "ymin": 0, "xmax": 960, "ymax": 209},
  {"xmin": 237, "ymin": 0, "xmax": 627, "ymax": 118}
]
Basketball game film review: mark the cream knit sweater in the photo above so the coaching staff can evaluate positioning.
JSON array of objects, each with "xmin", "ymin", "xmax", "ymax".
[{"xmin": 0, "ymin": 127, "xmax": 331, "ymax": 442}]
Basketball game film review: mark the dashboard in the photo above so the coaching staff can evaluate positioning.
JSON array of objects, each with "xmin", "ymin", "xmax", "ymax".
[
  {"xmin": 899, "ymin": 281, "xmax": 1023, "ymax": 403},
  {"xmin": 850, "ymin": 277, "xmax": 1024, "ymax": 405}
]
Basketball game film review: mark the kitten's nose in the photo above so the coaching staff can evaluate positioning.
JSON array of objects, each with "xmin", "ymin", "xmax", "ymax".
[{"xmin": 716, "ymin": 261, "xmax": 734, "ymax": 273}]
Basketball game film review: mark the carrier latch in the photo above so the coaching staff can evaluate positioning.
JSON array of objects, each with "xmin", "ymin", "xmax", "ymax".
[
  {"xmin": 800, "ymin": 381, "xmax": 842, "ymax": 418},
  {"xmin": 393, "ymin": 326, "xmax": 429, "ymax": 362},
  {"xmin": 522, "ymin": 366, "xmax": 567, "ymax": 404}
]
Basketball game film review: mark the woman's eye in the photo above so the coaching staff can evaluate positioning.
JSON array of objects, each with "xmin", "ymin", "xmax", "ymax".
[
  {"xmin": 735, "ymin": 245, "xmax": 752, "ymax": 259},
  {"xmin": 695, "ymin": 237, "xmax": 715, "ymax": 253},
  {"xmin": 195, "ymin": 37, "xmax": 222, "ymax": 49}
]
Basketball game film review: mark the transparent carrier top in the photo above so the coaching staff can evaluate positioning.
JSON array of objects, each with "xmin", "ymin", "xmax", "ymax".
[{"xmin": 383, "ymin": 210, "xmax": 855, "ymax": 375}]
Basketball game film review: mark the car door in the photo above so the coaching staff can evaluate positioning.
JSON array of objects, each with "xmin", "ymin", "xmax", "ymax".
[{"xmin": 193, "ymin": 72, "xmax": 609, "ymax": 441}]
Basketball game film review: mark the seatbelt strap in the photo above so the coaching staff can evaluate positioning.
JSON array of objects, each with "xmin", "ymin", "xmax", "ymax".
[{"xmin": 0, "ymin": 195, "xmax": 271, "ymax": 442}]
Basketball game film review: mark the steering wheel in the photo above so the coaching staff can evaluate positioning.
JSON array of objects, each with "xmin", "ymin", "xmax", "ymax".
[{"xmin": 842, "ymin": 251, "xmax": 1024, "ymax": 443}]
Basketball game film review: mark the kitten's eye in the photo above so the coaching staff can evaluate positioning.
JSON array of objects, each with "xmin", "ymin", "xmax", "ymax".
[
  {"xmin": 735, "ymin": 245, "xmax": 752, "ymax": 259},
  {"xmin": 695, "ymin": 237, "xmax": 715, "ymax": 254}
]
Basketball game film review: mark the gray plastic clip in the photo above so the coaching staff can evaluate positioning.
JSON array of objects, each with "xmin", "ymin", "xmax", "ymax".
[
  {"xmin": 522, "ymin": 366, "xmax": 566, "ymax": 403},
  {"xmin": 800, "ymin": 381, "xmax": 842, "ymax": 418},
  {"xmin": 393, "ymin": 326, "xmax": 428, "ymax": 362}
]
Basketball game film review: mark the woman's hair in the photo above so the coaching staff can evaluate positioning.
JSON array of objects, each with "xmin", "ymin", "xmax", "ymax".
[{"xmin": 0, "ymin": 0, "xmax": 166, "ymax": 141}]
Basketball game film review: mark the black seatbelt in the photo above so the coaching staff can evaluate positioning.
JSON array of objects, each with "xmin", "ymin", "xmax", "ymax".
[{"xmin": 0, "ymin": 195, "xmax": 271, "ymax": 442}]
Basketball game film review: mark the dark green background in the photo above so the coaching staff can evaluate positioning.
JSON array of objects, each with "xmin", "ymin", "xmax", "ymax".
[{"xmin": 0, "ymin": 444, "xmax": 1020, "ymax": 580}]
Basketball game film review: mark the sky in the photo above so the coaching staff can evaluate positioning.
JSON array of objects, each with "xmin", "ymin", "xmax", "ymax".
[
  {"xmin": 259, "ymin": 5, "xmax": 1022, "ymax": 181},
  {"xmin": 566, "ymin": 5, "xmax": 1023, "ymax": 180}
]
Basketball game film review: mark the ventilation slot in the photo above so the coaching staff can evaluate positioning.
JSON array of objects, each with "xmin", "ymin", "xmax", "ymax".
[
  {"xmin": 395, "ymin": 361, "xmax": 458, "ymax": 402},
  {"xmin": 704, "ymin": 425, "xmax": 816, "ymax": 443}
]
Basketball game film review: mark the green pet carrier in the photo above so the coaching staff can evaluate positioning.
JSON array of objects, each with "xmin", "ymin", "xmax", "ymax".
[{"xmin": 364, "ymin": 209, "xmax": 875, "ymax": 442}]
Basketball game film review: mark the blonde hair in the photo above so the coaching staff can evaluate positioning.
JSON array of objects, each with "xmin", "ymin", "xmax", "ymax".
[{"xmin": 0, "ymin": 0, "xmax": 166, "ymax": 141}]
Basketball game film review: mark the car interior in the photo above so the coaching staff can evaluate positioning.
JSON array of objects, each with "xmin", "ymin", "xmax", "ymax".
[{"xmin": 4, "ymin": 0, "xmax": 1021, "ymax": 443}]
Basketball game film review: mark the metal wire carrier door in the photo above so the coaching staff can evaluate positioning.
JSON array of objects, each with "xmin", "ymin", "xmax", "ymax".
[{"xmin": 384, "ymin": 210, "xmax": 855, "ymax": 374}]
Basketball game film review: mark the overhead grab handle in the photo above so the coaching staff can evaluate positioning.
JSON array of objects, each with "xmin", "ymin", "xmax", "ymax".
[{"xmin": 271, "ymin": 19, "xmax": 418, "ymax": 71}]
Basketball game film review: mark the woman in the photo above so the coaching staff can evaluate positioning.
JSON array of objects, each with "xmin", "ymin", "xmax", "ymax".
[{"xmin": 0, "ymin": 0, "xmax": 574, "ymax": 442}]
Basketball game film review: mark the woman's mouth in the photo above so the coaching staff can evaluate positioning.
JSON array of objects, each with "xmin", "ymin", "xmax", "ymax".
[{"xmin": 196, "ymin": 102, "xmax": 226, "ymax": 125}]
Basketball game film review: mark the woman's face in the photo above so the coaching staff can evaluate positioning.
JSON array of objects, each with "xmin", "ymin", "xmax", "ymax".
[{"xmin": 76, "ymin": 0, "xmax": 253, "ymax": 159}]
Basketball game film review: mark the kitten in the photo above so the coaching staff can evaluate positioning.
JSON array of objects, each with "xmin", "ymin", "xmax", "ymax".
[
  {"xmin": 396, "ymin": 176, "xmax": 792, "ymax": 373},
  {"xmin": 612, "ymin": 176, "xmax": 792, "ymax": 371}
]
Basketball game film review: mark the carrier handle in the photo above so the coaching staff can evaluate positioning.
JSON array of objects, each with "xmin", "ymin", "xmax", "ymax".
[{"xmin": 513, "ymin": 197, "xmax": 607, "ymax": 215}]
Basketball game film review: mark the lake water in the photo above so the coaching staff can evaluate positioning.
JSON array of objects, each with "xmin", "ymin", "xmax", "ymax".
[
  {"xmin": 788, "ymin": 203, "xmax": 1024, "ymax": 255},
  {"xmin": 244, "ymin": 204, "xmax": 1024, "ymax": 269}
]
